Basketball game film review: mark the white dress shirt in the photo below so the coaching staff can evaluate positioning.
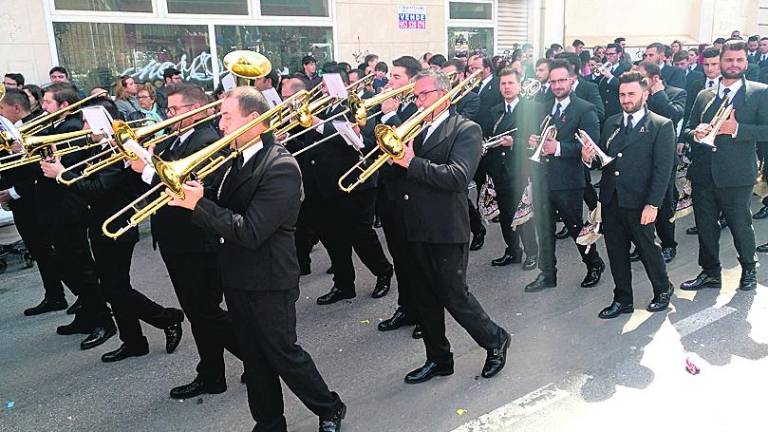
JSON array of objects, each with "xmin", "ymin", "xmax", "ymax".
[
  {"xmin": 141, "ymin": 128, "xmax": 195, "ymax": 184},
  {"xmin": 551, "ymin": 96, "xmax": 570, "ymax": 157}
]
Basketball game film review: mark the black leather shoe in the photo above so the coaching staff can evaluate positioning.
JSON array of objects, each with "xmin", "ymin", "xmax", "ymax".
[
  {"xmin": 470, "ymin": 229, "xmax": 486, "ymax": 251},
  {"xmin": 580, "ymin": 260, "xmax": 605, "ymax": 288},
  {"xmin": 101, "ymin": 343, "xmax": 149, "ymax": 363},
  {"xmin": 412, "ymin": 325, "xmax": 423, "ymax": 339},
  {"xmin": 647, "ymin": 284, "xmax": 674, "ymax": 312},
  {"xmin": 598, "ymin": 301, "xmax": 634, "ymax": 319},
  {"xmin": 629, "ymin": 248, "xmax": 641, "ymax": 262},
  {"xmin": 170, "ymin": 376, "xmax": 227, "ymax": 399},
  {"xmin": 739, "ymin": 268, "xmax": 758, "ymax": 291},
  {"xmin": 371, "ymin": 271, "xmax": 392, "ymax": 298},
  {"xmin": 524, "ymin": 272, "xmax": 557, "ymax": 292},
  {"xmin": 555, "ymin": 225, "xmax": 570, "ymax": 240},
  {"xmin": 317, "ymin": 287, "xmax": 355, "ymax": 305},
  {"xmin": 662, "ymin": 247, "xmax": 677, "ymax": 263},
  {"xmin": 80, "ymin": 324, "xmax": 117, "ymax": 350},
  {"xmin": 481, "ymin": 330, "xmax": 510, "ymax": 378},
  {"xmin": 378, "ymin": 308, "xmax": 415, "ymax": 331},
  {"xmin": 56, "ymin": 318, "xmax": 93, "ymax": 335},
  {"xmin": 522, "ymin": 255, "xmax": 537, "ymax": 271},
  {"xmin": 66, "ymin": 298, "xmax": 82, "ymax": 315},
  {"xmin": 491, "ymin": 252, "xmax": 522, "ymax": 266},
  {"xmin": 680, "ymin": 272, "xmax": 721, "ymax": 291},
  {"xmin": 404, "ymin": 360, "xmax": 454, "ymax": 384},
  {"xmin": 319, "ymin": 402, "xmax": 346, "ymax": 432},
  {"xmin": 753, "ymin": 206, "xmax": 768, "ymax": 220},
  {"xmin": 757, "ymin": 243, "xmax": 768, "ymax": 254},
  {"xmin": 24, "ymin": 298, "xmax": 67, "ymax": 316},
  {"xmin": 164, "ymin": 309, "xmax": 184, "ymax": 354},
  {"xmin": 686, "ymin": 226, "xmax": 699, "ymax": 235}
]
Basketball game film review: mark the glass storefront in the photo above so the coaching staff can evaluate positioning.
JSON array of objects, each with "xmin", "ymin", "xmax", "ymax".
[
  {"xmin": 166, "ymin": 0, "xmax": 249, "ymax": 15},
  {"xmin": 448, "ymin": 27, "xmax": 494, "ymax": 59},
  {"xmin": 54, "ymin": 0, "xmax": 153, "ymax": 13}
]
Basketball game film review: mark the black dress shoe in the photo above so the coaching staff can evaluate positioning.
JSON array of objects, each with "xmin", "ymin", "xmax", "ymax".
[
  {"xmin": 412, "ymin": 325, "xmax": 423, "ymax": 339},
  {"xmin": 680, "ymin": 272, "xmax": 721, "ymax": 291},
  {"xmin": 491, "ymin": 252, "xmax": 522, "ymax": 266},
  {"xmin": 686, "ymin": 226, "xmax": 699, "ymax": 235},
  {"xmin": 524, "ymin": 272, "xmax": 557, "ymax": 292},
  {"xmin": 101, "ymin": 343, "xmax": 149, "ymax": 363},
  {"xmin": 662, "ymin": 247, "xmax": 677, "ymax": 263},
  {"xmin": 319, "ymin": 402, "xmax": 346, "ymax": 432},
  {"xmin": 739, "ymin": 268, "xmax": 758, "ymax": 291},
  {"xmin": 555, "ymin": 225, "xmax": 570, "ymax": 240},
  {"xmin": 470, "ymin": 229, "xmax": 486, "ymax": 251},
  {"xmin": 56, "ymin": 317, "xmax": 93, "ymax": 335},
  {"xmin": 316, "ymin": 287, "xmax": 355, "ymax": 305},
  {"xmin": 164, "ymin": 309, "xmax": 184, "ymax": 354},
  {"xmin": 753, "ymin": 206, "xmax": 768, "ymax": 220},
  {"xmin": 24, "ymin": 298, "xmax": 67, "ymax": 316},
  {"xmin": 371, "ymin": 271, "xmax": 392, "ymax": 298},
  {"xmin": 629, "ymin": 248, "xmax": 641, "ymax": 262},
  {"xmin": 580, "ymin": 260, "xmax": 605, "ymax": 288},
  {"xmin": 481, "ymin": 330, "xmax": 510, "ymax": 378},
  {"xmin": 522, "ymin": 255, "xmax": 537, "ymax": 271},
  {"xmin": 378, "ymin": 308, "xmax": 415, "ymax": 331},
  {"xmin": 66, "ymin": 298, "xmax": 82, "ymax": 315},
  {"xmin": 404, "ymin": 360, "xmax": 454, "ymax": 384},
  {"xmin": 647, "ymin": 284, "xmax": 674, "ymax": 312},
  {"xmin": 81, "ymin": 324, "xmax": 117, "ymax": 350},
  {"xmin": 170, "ymin": 376, "xmax": 227, "ymax": 399},
  {"xmin": 757, "ymin": 243, "xmax": 768, "ymax": 254},
  {"xmin": 598, "ymin": 301, "xmax": 634, "ymax": 319}
]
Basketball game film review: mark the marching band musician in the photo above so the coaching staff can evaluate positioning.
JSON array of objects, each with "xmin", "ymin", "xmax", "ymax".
[
  {"xmin": 168, "ymin": 86, "xmax": 346, "ymax": 432},
  {"xmin": 524, "ymin": 59, "xmax": 606, "ymax": 293},
  {"xmin": 596, "ymin": 43, "xmax": 632, "ymax": 119},
  {"xmin": 391, "ymin": 69, "xmax": 510, "ymax": 384},
  {"xmin": 680, "ymin": 40, "xmax": 768, "ymax": 292},
  {"xmin": 581, "ymin": 71, "xmax": 676, "ymax": 319}
]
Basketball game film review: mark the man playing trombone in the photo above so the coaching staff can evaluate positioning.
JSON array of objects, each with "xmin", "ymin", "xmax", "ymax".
[{"xmin": 581, "ymin": 71, "xmax": 676, "ymax": 319}]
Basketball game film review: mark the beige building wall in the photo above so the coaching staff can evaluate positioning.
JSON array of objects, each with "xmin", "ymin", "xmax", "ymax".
[{"xmin": 0, "ymin": 0, "xmax": 54, "ymax": 85}]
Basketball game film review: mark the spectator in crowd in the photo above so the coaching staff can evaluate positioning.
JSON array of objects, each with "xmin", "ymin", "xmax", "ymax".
[
  {"xmin": 373, "ymin": 61, "xmax": 389, "ymax": 92},
  {"xmin": 21, "ymin": 84, "xmax": 43, "ymax": 116},
  {"xmin": 297, "ymin": 55, "xmax": 322, "ymax": 89},
  {"xmin": 114, "ymin": 75, "xmax": 141, "ymax": 120},
  {"xmin": 49, "ymin": 66, "xmax": 70, "ymax": 84},
  {"xmin": 155, "ymin": 67, "xmax": 182, "ymax": 112},
  {"xmin": 136, "ymin": 84, "xmax": 165, "ymax": 124},
  {"xmin": 3, "ymin": 73, "xmax": 24, "ymax": 89}
]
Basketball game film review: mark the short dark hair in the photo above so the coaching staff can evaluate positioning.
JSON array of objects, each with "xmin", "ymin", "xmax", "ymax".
[
  {"xmin": 4, "ymin": 73, "xmax": 24, "ymax": 87},
  {"xmin": 672, "ymin": 51, "xmax": 688, "ymax": 63},
  {"xmin": 688, "ymin": 47, "xmax": 699, "ymax": 55},
  {"xmin": 163, "ymin": 67, "xmax": 181, "ymax": 80},
  {"xmin": 721, "ymin": 40, "xmax": 748, "ymax": 58},
  {"xmin": 554, "ymin": 53, "xmax": 580, "ymax": 74},
  {"xmin": 761, "ymin": 37, "xmax": 768, "ymax": 42},
  {"xmin": 49, "ymin": 66, "xmax": 69, "ymax": 77},
  {"xmin": 391, "ymin": 56, "xmax": 422, "ymax": 79},
  {"xmin": 535, "ymin": 58, "xmax": 550, "ymax": 67},
  {"xmin": 22, "ymin": 85, "xmax": 42, "ymax": 106},
  {"xmin": 550, "ymin": 43, "xmax": 563, "ymax": 50},
  {"xmin": 428, "ymin": 54, "xmax": 447, "ymax": 68},
  {"xmin": 544, "ymin": 48, "xmax": 555, "ymax": 59},
  {"xmin": 364, "ymin": 54, "xmax": 379, "ymax": 64},
  {"xmin": 223, "ymin": 87, "xmax": 271, "ymax": 119},
  {"xmin": 713, "ymin": 37, "xmax": 727, "ymax": 45},
  {"xmin": 572, "ymin": 39, "xmax": 585, "ymax": 47},
  {"xmin": 663, "ymin": 44, "xmax": 673, "ymax": 59},
  {"xmin": 0, "ymin": 89, "xmax": 31, "ymax": 112},
  {"xmin": 337, "ymin": 62, "xmax": 352, "ymax": 73},
  {"xmin": 84, "ymin": 96, "xmax": 121, "ymax": 121},
  {"xmin": 606, "ymin": 43, "xmax": 623, "ymax": 53},
  {"xmin": 639, "ymin": 61, "xmax": 661, "ymax": 78},
  {"xmin": 590, "ymin": 56, "xmax": 602, "ymax": 63},
  {"xmin": 374, "ymin": 61, "xmax": 389, "ymax": 73},
  {"xmin": 44, "ymin": 82, "xmax": 80, "ymax": 105},
  {"xmin": 702, "ymin": 47, "xmax": 721, "ymax": 59},
  {"xmin": 747, "ymin": 35, "xmax": 760, "ymax": 43},
  {"xmin": 618, "ymin": 70, "xmax": 648, "ymax": 90},
  {"xmin": 165, "ymin": 83, "xmax": 209, "ymax": 105},
  {"xmin": 301, "ymin": 55, "xmax": 317, "ymax": 65},
  {"xmin": 548, "ymin": 59, "xmax": 574, "ymax": 76},
  {"xmin": 444, "ymin": 59, "xmax": 466, "ymax": 71},
  {"xmin": 614, "ymin": 37, "xmax": 626, "ymax": 44},
  {"xmin": 647, "ymin": 42, "xmax": 666, "ymax": 55},
  {"xmin": 497, "ymin": 67, "xmax": 521, "ymax": 81},
  {"xmin": 263, "ymin": 69, "xmax": 279, "ymax": 87}
]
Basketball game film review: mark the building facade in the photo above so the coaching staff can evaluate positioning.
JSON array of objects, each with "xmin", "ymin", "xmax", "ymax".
[{"xmin": 0, "ymin": 0, "xmax": 763, "ymax": 92}]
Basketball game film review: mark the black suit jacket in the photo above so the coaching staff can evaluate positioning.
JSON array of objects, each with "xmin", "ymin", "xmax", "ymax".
[
  {"xmin": 598, "ymin": 63, "xmax": 632, "ymax": 119},
  {"xmin": 575, "ymin": 76, "xmax": 605, "ymax": 123},
  {"xmin": 685, "ymin": 70, "xmax": 704, "ymax": 89},
  {"xmin": 472, "ymin": 76, "xmax": 503, "ymax": 127},
  {"xmin": 529, "ymin": 95, "xmax": 601, "ymax": 191},
  {"xmin": 595, "ymin": 111, "xmax": 675, "ymax": 209},
  {"xmin": 482, "ymin": 100, "xmax": 528, "ymax": 191},
  {"xmin": 456, "ymin": 91, "xmax": 480, "ymax": 120},
  {"xmin": 192, "ymin": 135, "xmax": 301, "ymax": 292},
  {"xmin": 647, "ymin": 85, "xmax": 687, "ymax": 130},
  {"xmin": 0, "ymin": 112, "xmax": 41, "ymax": 216},
  {"xmin": 682, "ymin": 80, "xmax": 768, "ymax": 188},
  {"xmin": 402, "ymin": 112, "xmax": 481, "ymax": 243},
  {"xmin": 746, "ymin": 63, "xmax": 761, "ymax": 82},
  {"xmin": 660, "ymin": 64, "xmax": 686, "ymax": 89},
  {"xmin": 374, "ymin": 102, "xmax": 419, "ymax": 200}
]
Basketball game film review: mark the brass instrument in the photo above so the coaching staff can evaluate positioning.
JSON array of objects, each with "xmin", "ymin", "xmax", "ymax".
[
  {"xmin": 699, "ymin": 98, "xmax": 734, "ymax": 147},
  {"xmin": 520, "ymin": 79, "xmax": 542, "ymax": 98},
  {"xmin": 0, "ymin": 128, "xmax": 102, "ymax": 172},
  {"xmin": 337, "ymin": 70, "xmax": 483, "ymax": 193},
  {"xmin": 17, "ymin": 90, "xmax": 108, "ymax": 136},
  {"xmin": 223, "ymin": 50, "xmax": 272, "ymax": 86},
  {"xmin": 0, "ymin": 83, "xmax": 5, "ymax": 102},
  {"xmin": 482, "ymin": 128, "xmax": 518, "ymax": 154},
  {"xmin": 575, "ymin": 129, "xmax": 614, "ymax": 166},
  {"xmin": 529, "ymin": 115, "xmax": 557, "ymax": 163},
  {"xmin": 593, "ymin": 62, "xmax": 612, "ymax": 76}
]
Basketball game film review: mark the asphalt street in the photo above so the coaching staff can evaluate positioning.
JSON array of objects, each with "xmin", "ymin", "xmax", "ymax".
[{"xmin": 1, "ymin": 196, "xmax": 767, "ymax": 432}]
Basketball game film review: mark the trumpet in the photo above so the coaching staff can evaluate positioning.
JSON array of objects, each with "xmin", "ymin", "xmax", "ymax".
[
  {"xmin": 520, "ymin": 79, "xmax": 541, "ymax": 98},
  {"xmin": 698, "ymin": 98, "xmax": 733, "ymax": 147},
  {"xmin": 593, "ymin": 62, "xmax": 612, "ymax": 76},
  {"xmin": 482, "ymin": 128, "xmax": 518, "ymax": 153},
  {"xmin": 529, "ymin": 115, "xmax": 557, "ymax": 163},
  {"xmin": 337, "ymin": 70, "xmax": 483, "ymax": 193},
  {"xmin": 575, "ymin": 129, "xmax": 614, "ymax": 166}
]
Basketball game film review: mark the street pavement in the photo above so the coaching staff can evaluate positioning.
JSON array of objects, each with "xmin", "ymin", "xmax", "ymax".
[{"xmin": 1, "ymin": 197, "xmax": 767, "ymax": 432}]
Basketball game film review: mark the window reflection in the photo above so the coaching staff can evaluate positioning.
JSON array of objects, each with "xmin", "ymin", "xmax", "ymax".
[
  {"xmin": 167, "ymin": 0, "xmax": 248, "ymax": 15},
  {"xmin": 448, "ymin": 27, "xmax": 494, "ymax": 59},
  {"xmin": 54, "ymin": 0, "xmax": 152, "ymax": 12},
  {"xmin": 260, "ymin": 0, "xmax": 329, "ymax": 17}
]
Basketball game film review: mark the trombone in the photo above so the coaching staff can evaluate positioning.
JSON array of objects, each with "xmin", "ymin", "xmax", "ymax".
[
  {"xmin": 337, "ymin": 70, "xmax": 483, "ymax": 193},
  {"xmin": 575, "ymin": 129, "xmax": 614, "ymax": 166},
  {"xmin": 529, "ymin": 115, "xmax": 557, "ymax": 163},
  {"xmin": 0, "ymin": 128, "xmax": 100, "ymax": 172},
  {"xmin": 17, "ymin": 90, "xmax": 108, "ymax": 136}
]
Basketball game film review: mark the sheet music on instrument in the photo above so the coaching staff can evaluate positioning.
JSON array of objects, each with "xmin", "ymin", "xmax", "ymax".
[
  {"xmin": 323, "ymin": 73, "xmax": 348, "ymax": 99},
  {"xmin": 333, "ymin": 120, "xmax": 364, "ymax": 151},
  {"xmin": 81, "ymin": 106, "xmax": 115, "ymax": 137},
  {"xmin": 121, "ymin": 139, "xmax": 153, "ymax": 165},
  {"xmin": 221, "ymin": 73, "xmax": 237, "ymax": 91},
  {"xmin": 262, "ymin": 88, "xmax": 282, "ymax": 108}
]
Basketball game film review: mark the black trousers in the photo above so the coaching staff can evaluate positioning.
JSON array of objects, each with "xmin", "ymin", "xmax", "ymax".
[
  {"xmin": 225, "ymin": 288, "xmax": 341, "ymax": 432},
  {"xmin": 160, "ymin": 249, "xmax": 241, "ymax": 383},
  {"xmin": 308, "ymin": 188, "xmax": 392, "ymax": 295},
  {"xmin": 602, "ymin": 196, "xmax": 671, "ymax": 304},
  {"xmin": 48, "ymin": 223, "xmax": 111, "ymax": 326},
  {"xmin": 294, "ymin": 203, "xmax": 318, "ymax": 272},
  {"xmin": 494, "ymin": 182, "xmax": 538, "ymax": 258},
  {"xmin": 92, "ymin": 240, "xmax": 176, "ymax": 349},
  {"xmin": 692, "ymin": 183, "xmax": 756, "ymax": 275},
  {"xmin": 654, "ymin": 181, "xmax": 678, "ymax": 249},
  {"xmin": 409, "ymin": 242, "xmax": 503, "ymax": 363},
  {"xmin": 377, "ymin": 190, "xmax": 416, "ymax": 317},
  {"xmin": 533, "ymin": 187, "xmax": 601, "ymax": 275},
  {"xmin": 12, "ymin": 203, "xmax": 65, "ymax": 302},
  {"xmin": 583, "ymin": 168, "xmax": 598, "ymax": 211},
  {"xmin": 468, "ymin": 198, "xmax": 484, "ymax": 235}
]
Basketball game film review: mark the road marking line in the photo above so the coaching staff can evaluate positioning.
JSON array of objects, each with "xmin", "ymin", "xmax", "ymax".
[{"xmin": 673, "ymin": 306, "xmax": 736, "ymax": 338}]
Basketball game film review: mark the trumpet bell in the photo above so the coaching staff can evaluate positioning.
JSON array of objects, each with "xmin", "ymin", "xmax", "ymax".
[
  {"xmin": 223, "ymin": 50, "xmax": 272, "ymax": 80},
  {"xmin": 373, "ymin": 125, "xmax": 407, "ymax": 159}
]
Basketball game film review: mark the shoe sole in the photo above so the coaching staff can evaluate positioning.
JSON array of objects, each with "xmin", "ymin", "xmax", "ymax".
[
  {"xmin": 482, "ymin": 333, "xmax": 511, "ymax": 379},
  {"xmin": 404, "ymin": 370, "xmax": 454, "ymax": 384},
  {"xmin": 679, "ymin": 282, "xmax": 721, "ymax": 291},
  {"xmin": 598, "ymin": 308, "xmax": 634, "ymax": 319},
  {"xmin": 101, "ymin": 350, "xmax": 149, "ymax": 363},
  {"xmin": 80, "ymin": 328, "xmax": 117, "ymax": 350},
  {"xmin": 170, "ymin": 387, "xmax": 227, "ymax": 400}
]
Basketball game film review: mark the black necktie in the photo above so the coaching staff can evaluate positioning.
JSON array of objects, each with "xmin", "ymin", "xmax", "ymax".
[
  {"xmin": 624, "ymin": 114, "xmax": 634, "ymax": 135},
  {"xmin": 553, "ymin": 103, "xmax": 562, "ymax": 121},
  {"xmin": 506, "ymin": 104, "xmax": 512, "ymax": 113},
  {"xmin": 707, "ymin": 80, "xmax": 714, "ymax": 89},
  {"xmin": 722, "ymin": 88, "xmax": 732, "ymax": 106}
]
